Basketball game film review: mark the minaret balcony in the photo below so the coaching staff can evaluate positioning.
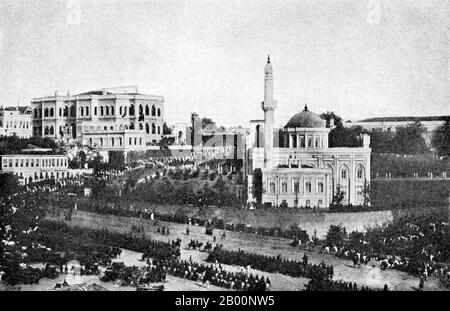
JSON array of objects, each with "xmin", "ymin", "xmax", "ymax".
[{"xmin": 261, "ymin": 100, "xmax": 277, "ymax": 111}]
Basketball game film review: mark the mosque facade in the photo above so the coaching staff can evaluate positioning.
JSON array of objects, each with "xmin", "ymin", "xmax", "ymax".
[{"xmin": 247, "ymin": 57, "xmax": 371, "ymax": 208}]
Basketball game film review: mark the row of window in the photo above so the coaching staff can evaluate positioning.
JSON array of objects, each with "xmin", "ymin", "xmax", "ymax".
[
  {"xmin": 288, "ymin": 134, "xmax": 325, "ymax": 148},
  {"xmin": 35, "ymin": 104, "xmax": 162, "ymax": 119},
  {"xmin": 0, "ymin": 120, "xmax": 30, "ymax": 129},
  {"xmin": 268, "ymin": 178, "xmax": 325, "ymax": 195},
  {"xmin": 280, "ymin": 162, "xmax": 366, "ymax": 181},
  {"xmin": 267, "ymin": 182, "xmax": 365, "ymax": 203},
  {"xmin": 2, "ymin": 157, "xmax": 68, "ymax": 169},
  {"xmin": 87, "ymin": 136, "xmax": 144, "ymax": 148},
  {"xmin": 340, "ymin": 165, "xmax": 365, "ymax": 180}
]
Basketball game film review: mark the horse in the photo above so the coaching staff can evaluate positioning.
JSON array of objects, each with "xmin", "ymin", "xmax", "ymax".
[{"xmin": 290, "ymin": 239, "xmax": 299, "ymax": 248}]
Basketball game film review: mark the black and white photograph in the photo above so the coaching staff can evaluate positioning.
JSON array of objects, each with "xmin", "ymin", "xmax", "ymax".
[{"xmin": 0, "ymin": 0, "xmax": 449, "ymax": 304}]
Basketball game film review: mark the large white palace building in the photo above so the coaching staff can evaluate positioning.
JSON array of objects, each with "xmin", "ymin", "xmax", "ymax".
[
  {"xmin": 247, "ymin": 57, "xmax": 371, "ymax": 208},
  {"xmin": 30, "ymin": 86, "xmax": 164, "ymax": 150}
]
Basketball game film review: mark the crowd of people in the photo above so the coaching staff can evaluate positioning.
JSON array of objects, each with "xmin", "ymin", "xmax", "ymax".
[
  {"xmin": 206, "ymin": 247, "xmax": 334, "ymax": 281},
  {"xmin": 157, "ymin": 258, "xmax": 270, "ymax": 291},
  {"xmin": 322, "ymin": 211, "xmax": 450, "ymax": 288},
  {"xmin": 304, "ymin": 278, "xmax": 386, "ymax": 291}
]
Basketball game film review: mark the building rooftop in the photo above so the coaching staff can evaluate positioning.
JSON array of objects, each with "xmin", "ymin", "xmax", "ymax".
[
  {"xmin": 357, "ymin": 116, "xmax": 450, "ymax": 123},
  {"xmin": 76, "ymin": 86, "xmax": 140, "ymax": 96},
  {"xmin": 284, "ymin": 105, "xmax": 326, "ymax": 128}
]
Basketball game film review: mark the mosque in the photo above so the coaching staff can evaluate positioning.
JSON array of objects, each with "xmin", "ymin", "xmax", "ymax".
[{"xmin": 246, "ymin": 57, "xmax": 371, "ymax": 208}]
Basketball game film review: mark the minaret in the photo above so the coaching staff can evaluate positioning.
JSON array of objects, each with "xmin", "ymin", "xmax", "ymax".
[{"xmin": 261, "ymin": 55, "xmax": 277, "ymax": 168}]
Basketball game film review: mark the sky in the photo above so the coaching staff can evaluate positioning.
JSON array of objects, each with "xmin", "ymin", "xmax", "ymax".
[{"xmin": 0, "ymin": 0, "xmax": 448, "ymax": 128}]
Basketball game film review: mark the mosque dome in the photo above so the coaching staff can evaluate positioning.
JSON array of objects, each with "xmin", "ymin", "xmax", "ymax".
[{"xmin": 285, "ymin": 105, "xmax": 326, "ymax": 128}]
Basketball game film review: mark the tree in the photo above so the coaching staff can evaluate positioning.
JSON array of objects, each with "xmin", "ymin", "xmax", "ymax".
[
  {"xmin": 392, "ymin": 122, "xmax": 429, "ymax": 155},
  {"xmin": 108, "ymin": 151, "xmax": 125, "ymax": 170},
  {"xmin": 432, "ymin": 120, "xmax": 450, "ymax": 157},
  {"xmin": 320, "ymin": 111, "xmax": 343, "ymax": 128},
  {"xmin": 162, "ymin": 122, "xmax": 172, "ymax": 135},
  {"xmin": 201, "ymin": 117, "xmax": 215, "ymax": 129},
  {"xmin": 369, "ymin": 130, "xmax": 395, "ymax": 153},
  {"xmin": 329, "ymin": 126, "xmax": 364, "ymax": 148},
  {"xmin": 325, "ymin": 225, "xmax": 347, "ymax": 248},
  {"xmin": 330, "ymin": 185, "xmax": 344, "ymax": 209},
  {"xmin": 190, "ymin": 112, "xmax": 202, "ymax": 146},
  {"xmin": 251, "ymin": 168, "xmax": 263, "ymax": 205}
]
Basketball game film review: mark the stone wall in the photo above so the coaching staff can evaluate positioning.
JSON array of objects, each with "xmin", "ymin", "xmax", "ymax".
[{"xmin": 135, "ymin": 203, "xmax": 393, "ymax": 239}]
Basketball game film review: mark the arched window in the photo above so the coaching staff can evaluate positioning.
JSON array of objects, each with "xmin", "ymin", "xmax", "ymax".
[
  {"xmin": 100, "ymin": 106, "xmax": 104, "ymax": 116},
  {"xmin": 34, "ymin": 109, "xmax": 38, "ymax": 118},
  {"xmin": 305, "ymin": 180, "xmax": 312, "ymax": 193},
  {"xmin": 85, "ymin": 107, "xmax": 89, "ymax": 116},
  {"xmin": 50, "ymin": 107, "xmax": 54, "ymax": 117},
  {"xmin": 145, "ymin": 123, "xmax": 150, "ymax": 134},
  {"xmin": 145, "ymin": 105, "xmax": 150, "ymax": 116},
  {"xmin": 151, "ymin": 105, "xmax": 156, "ymax": 116},
  {"xmin": 157, "ymin": 108, "xmax": 161, "ymax": 117},
  {"xmin": 44, "ymin": 126, "xmax": 49, "ymax": 135},
  {"xmin": 340, "ymin": 165, "xmax": 348, "ymax": 180},
  {"xmin": 94, "ymin": 107, "xmax": 97, "ymax": 116},
  {"xmin": 152, "ymin": 123, "xmax": 156, "ymax": 134},
  {"xmin": 49, "ymin": 126, "xmax": 54, "ymax": 135},
  {"xmin": 111, "ymin": 106, "xmax": 114, "ymax": 115},
  {"xmin": 356, "ymin": 165, "xmax": 365, "ymax": 180},
  {"xmin": 80, "ymin": 107, "xmax": 84, "ymax": 116},
  {"xmin": 130, "ymin": 104, "xmax": 135, "ymax": 116},
  {"xmin": 70, "ymin": 106, "xmax": 76, "ymax": 117},
  {"xmin": 139, "ymin": 123, "xmax": 143, "ymax": 130},
  {"xmin": 255, "ymin": 125, "xmax": 261, "ymax": 148},
  {"xmin": 129, "ymin": 137, "xmax": 132, "ymax": 145},
  {"xmin": 44, "ymin": 108, "xmax": 49, "ymax": 117},
  {"xmin": 157, "ymin": 126, "xmax": 160, "ymax": 134},
  {"xmin": 119, "ymin": 106, "xmax": 123, "ymax": 115},
  {"xmin": 64, "ymin": 106, "xmax": 69, "ymax": 117},
  {"xmin": 130, "ymin": 122, "xmax": 135, "ymax": 130},
  {"xmin": 308, "ymin": 138, "xmax": 312, "ymax": 148},
  {"xmin": 139, "ymin": 105, "xmax": 143, "ymax": 115},
  {"xmin": 105, "ymin": 106, "xmax": 109, "ymax": 115},
  {"xmin": 59, "ymin": 108, "xmax": 62, "ymax": 117}
]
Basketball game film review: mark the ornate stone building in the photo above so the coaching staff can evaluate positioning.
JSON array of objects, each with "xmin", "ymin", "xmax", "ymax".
[
  {"xmin": 0, "ymin": 106, "xmax": 32, "ymax": 138},
  {"xmin": 247, "ymin": 57, "xmax": 371, "ymax": 208},
  {"xmin": 30, "ymin": 86, "xmax": 164, "ymax": 150}
]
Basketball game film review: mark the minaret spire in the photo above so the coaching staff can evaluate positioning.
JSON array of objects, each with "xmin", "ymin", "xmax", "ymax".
[{"xmin": 261, "ymin": 56, "xmax": 277, "ymax": 169}]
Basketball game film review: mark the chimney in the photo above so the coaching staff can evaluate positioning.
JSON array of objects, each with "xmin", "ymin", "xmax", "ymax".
[{"xmin": 362, "ymin": 134, "xmax": 370, "ymax": 147}]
